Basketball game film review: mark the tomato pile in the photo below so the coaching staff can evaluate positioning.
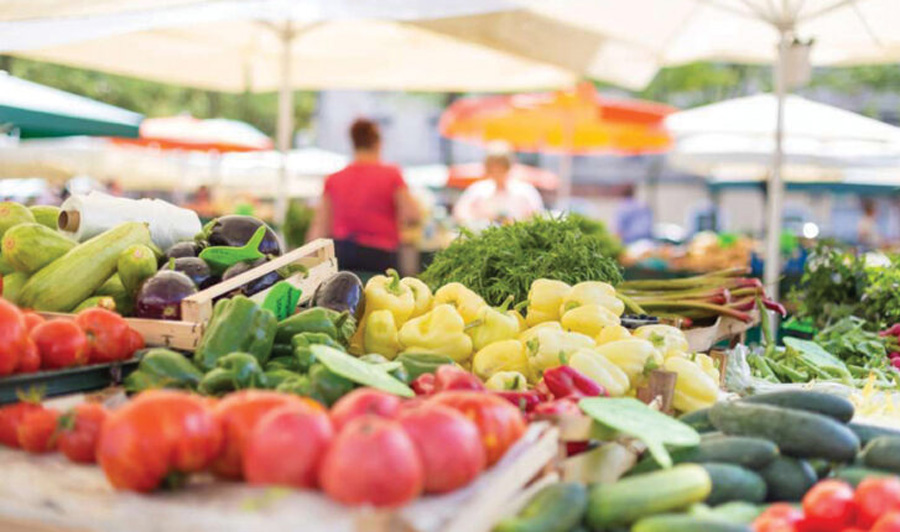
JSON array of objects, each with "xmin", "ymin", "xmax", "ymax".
[
  {"xmin": 0, "ymin": 385, "xmax": 526, "ymax": 508},
  {"xmin": 755, "ymin": 478, "xmax": 900, "ymax": 532},
  {"xmin": 0, "ymin": 300, "xmax": 143, "ymax": 375}
]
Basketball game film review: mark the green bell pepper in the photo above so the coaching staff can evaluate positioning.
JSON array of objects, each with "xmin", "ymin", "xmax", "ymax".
[
  {"xmin": 275, "ymin": 375, "xmax": 325, "ymax": 404},
  {"xmin": 275, "ymin": 307, "xmax": 356, "ymax": 345},
  {"xmin": 396, "ymin": 352, "xmax": 455, "ymax": 382},
  {"xmin": 123, "ymin": 348, "xmax": 204, "ymax": 393},
  {"xmin": 198, "ymin": 351, "xmax": 267, "ymax": 395},
  {"xmin": 266, "ymin": 356, "xmax": 302, "ymax": 372},
  {"xmin": 264, "ymin": 369, "xmax": 303, "ymax": 389},
  {"xmin": 360, "ymin": 353, "xmax": 409, "ymax": 383},
  {"xmin": 309, "ymin": 363, "xmax": 355, "ymax": 406},
  {"xmin": 194, "ymin": 296, "xmax": 278, "ymax": 371},
  {"xmin": 270, "ymin": 343, "xmax": 294, "ymax": 359},
  {"xmin": 293, "ymin": 332, "xmax": 344, "ymax": 372}
]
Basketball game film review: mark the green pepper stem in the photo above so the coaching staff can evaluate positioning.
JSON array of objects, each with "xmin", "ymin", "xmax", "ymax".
[
  {"xmin": 464, "ymin": 319, "xmax": 484, "ymax": 331},
  {"xmin": 514, "ymin": 300, "xmax": 530, "ymax": 312},
  {"xmin": 497, "ymin": 295, "xmax": 515, "ymax": 313},
  {"xmin": 385, "ymin": 268, "xmax": 403, "ymax": 295}
]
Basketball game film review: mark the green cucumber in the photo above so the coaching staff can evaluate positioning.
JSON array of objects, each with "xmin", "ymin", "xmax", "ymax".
[
  {"xmin": 807, "ymin": 459, "xmax": 832, "ymax": 480},
  {"xmin": 29, "ymin": 205, "xmax": 60, "ymax": 229},
  {"xmin": 741, "ymin": 391, "xmax": 854, "ymax": 423},
  {"xmin": 680, "ymin": 408, "xmax": 716, "ymax": 433},
  {"xmin": 0, "ymin": 201, "xmax": 35, "ymax": 237},
  {"xmin": 861, "ymin": 436, "xmax": 900, "ymax": 474},
  {"xmin": 2, "ymin": 271, "xmax": 28, "ymax": 305},
  {"xmin": 18, "ymin": 222, "xmax": 152, "ymax": 312},
  {"xmin": 633, "ymin": 514, "xmax": 751, "ymax": 532},
  {"xmin": 586, "ymin": 464, "xmax": 712, "ymax": 529},
  {"xmin": 701, "ymin": 463, "xmax": 767, "ymax": 505},
  {"xmin": 2, "ymin": 223, "xmax": 76, "ymax": 274},
  {"xmin": 493, "ymin": 483, "xmax": 587, "ymax": 532},
  {"xmin": 849, "ymin": 423, "xmax": 900, "ymax": 446},
  {"xmin": 758, "ymin": 456, "xmax": 817, "ymax": 502},
  {"xmin": 709, "ymin": 401, "xmax": 859, "ymax": 462},
  {"xmin": 117, "ymin": 244, "xmax": 158, "ymax": 294},
  {"xmin": 833, "ymin": 466, "xmax": 898, "ymax": 488},
  {"xmin": 705, "ymin": 502, "xmax": 763, "ymax": 525},
  {"xmin": 629, "ymin": 436, "xmax": 778, "ymax": 474}
]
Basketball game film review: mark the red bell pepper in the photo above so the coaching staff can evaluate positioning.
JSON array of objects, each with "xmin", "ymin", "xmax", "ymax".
[
  {"xmin": 411, "ymin": 373, "xmax": 435, "ymax": 396},
  {"xmin": 432, "ymin": 365, "xmax": 485, "ymax": 393},
  {"xmin": 531, "ymin": 397, "xmax": 582, "ymax": 417},
  {"xmin": 492, "ymin": 390, "xmax": 542, "ymax": 413},
  {"xmin": 541, "ymin": 366, "xmax": 606, "ymax": 400}
]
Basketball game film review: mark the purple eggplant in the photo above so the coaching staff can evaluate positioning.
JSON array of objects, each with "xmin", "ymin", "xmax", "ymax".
[
  {"xmin": 135, "ymin": 270, "xmax": 198, "ymax": 321},
  {"xmin": 222, "ymin": 258, "xmax": 282, "ymax": 297},
  {"xmin": 202, "ymin": 215, "xmax": 282, "ymax": 256},
  {"xmin": 312, "ymin": 271, "xmax": 365, "ymax": 320},
  {"xmin": 164, "ymin": 241, "xmax": 205, "ymax": 262},
  {"xmin": 171, "ymin": 257, "xmax": 217, "ymax": 290}
]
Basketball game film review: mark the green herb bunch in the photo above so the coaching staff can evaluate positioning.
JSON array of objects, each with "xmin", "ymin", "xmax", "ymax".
[
  {"xmin": 790, "ymin": 243, "xmax": 867, "ymax": 328},
  {"xmin": 861, "ymin": 265, "xmax": 900, "ymax": 329},
  {"xmin": 420, "ymin": 215, "xmax": 623, "ymax": 306}
]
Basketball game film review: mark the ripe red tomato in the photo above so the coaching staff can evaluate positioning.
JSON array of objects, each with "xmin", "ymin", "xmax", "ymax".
[
  {"xmin": 17, "ymin": 408, "xmax": 60, "ymax": 453},
  {"xmin": 0, "ymin": 401, "xmax": 43, "ymax": 447},
  {"xmin": 398, "ymin": 404, "xmax": 486, "ymax": 493},
  {"xmin": 22, "ymin": 312, "xmax": 45, "ymax": 333},
  {"xmin": 803, "ymin": 480, "xmax": 857, "ymax": 532},
  {"xmin": 58, "ymin": 403, "xmax": 108, "ymax": 464},
  {"xmin": 754, "ymin": 502, "xmax": 805, "ymax": 532},
  {"xmin": 126, "ymin": 328, "xmax": 145, "ymax": 355},
  {"xmin": 427, "ymin": 391, "xmax": 526, "ymax": 466},
  {"xmin": 872, "ymin": 512, "xmax": 900, "ymax": 532},
  {"xmin": 16, "ymin": 338, "xmax": 40, "ymax": 373},
  {"xmin": 75, "ymin": 308, "xmax": 132, "ymax": 363},
  {"xmin": 0, "ymin": 299, "xmax": 28, "ymax": 376},
  {"xmin": 330, "ymin": 388, "xmax": 401, "ymax": 432},
  {"xmin": 31, "ymin": 319, "xmax": 88, "ymax": 370},
  {"xmin": 243, "ymin": 403, "xmax": 333, "ymax": 488},
  {"xmin": 98, "ymin": 390, "xmax": 223, "ymax": 492},
  {"xmin": 855, "ymin": 477, "xmax": 900, "ymax": 527},
  {"xmin": 319, "ymin": 415, "xmax": 423, "ymax": 507},
  {"xmin": 212, "ymin": 390, "xmax": 310, "ymax": 479}
]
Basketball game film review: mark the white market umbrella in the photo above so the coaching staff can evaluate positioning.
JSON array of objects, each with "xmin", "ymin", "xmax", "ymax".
[
  {"xmin": 667, "ymin": 94, "xmax": 900, "ymax": 178},
  {"xmin": 519, "ymin": 0, "xmax": 900, "ymax": 300},
  {"xmin": 0, "ymin": 0, "xmax": 213, "ymax": 22}
]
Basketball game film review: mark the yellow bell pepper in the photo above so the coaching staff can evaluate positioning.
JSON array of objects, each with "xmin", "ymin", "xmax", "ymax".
[
  {"xmin": 525, "ymin": 279, "xmax": 571, "ymax": 327},
  {"xmin": 633, "ymin": 324, "xmax": 690, "ymax": 358},
  {"xmin": 525, "ymin": 328, "xmax": 595, "ymax": 375},
  {"xmin": 595, "ymin": 338, "xmax": 661, "ymax": 382},
  {"xmin": 349, "ymin": 269, "xmax": 415, "ymax": 354},
  {"xmin": 664, "ymin": 356, "xmax": 719, "ymax": 413},
  {"xmin": 433, "ymin": 282, "xmax": 486, "ymax": 324},
  {"xmin": 560, "ymin": 281, "xmax": 624, "ymax": 317},
  {"xmin": 467, "ymin": 296, "xmax": 522, "ymax": 351},
  {"xmin": 398, "ymin": 304, "xmax": 473, "ymax": 362},
  {"xmin": 484, "ymin": 370, "xmax": 529, "ymax": 391},
  {"xmin": 560, "ymin": 304, "xmax": 621, "ymax": 338},
  {"xmin": 400, "ymin": 277, "xmax": 433, "ymax": 318},
  {"xmin": 363, "ymin": 309, "xmax": 402, "ymax": 360},
  {"xmin": 472, "ymin": 339, "xmax": 531, "ymax": 381},
  {"xmin": 692, "ymin": 352, "xmax": 721, "ymax": 382},
  {"xmin": 518, "ymin": 321, "xmax": 563, "ymax": 344},
  {"xmin": 568, "ymin": 348, "xmax": 630, "ymax": 397},
  {"xmin": 596, "ymin": 325, "xmax": 631, "ymax": 345}
]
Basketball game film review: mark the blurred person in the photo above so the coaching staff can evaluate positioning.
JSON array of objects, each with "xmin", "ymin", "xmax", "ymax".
[
  {"xmin": 453, "ymin": 144, "xmax": 543, "ymax": 228},
  {"xmin": 858, "ymin": 197, "xmax": 881, "ymax": 250},
  {"xmin": 615, "ymin": 185, "xmax": 653, "ymax": 243},
  {"xmin": 307, "ymin": 118, "xmax": 420, "ymax": 272}
]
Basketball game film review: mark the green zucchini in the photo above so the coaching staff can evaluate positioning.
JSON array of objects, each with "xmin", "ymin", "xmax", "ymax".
[
  {"xmin": 861, "ymin": 436, "xmax": 900, "ymax": 474},
  {"xmin": 849, "ymin": 423, "xmax": 900, "ymax": 447},
  {"xmin": 117, "ymin": 244, "xmax": 158, "ymax": 294},
  {"xmin": 632, "ymin": 514, "xmax": 751, "ymax": 532},
  {"xmin": 709, "ymin": 401, "xmax": 859, "ymax": 462},
  {"xmin": 758, "ymin": 456, "xmax": 817, "ymax": 502},
  {"xmin": 586, "ymin": 464, "xmax": 711, "ymax": 529},
  {"xmin": 493, "ymin": 483, "xmax": 587, "ymax": 532},
  {"xmin": 94, "ymin": 274, "xmax": 134, "ymax": 316},
  {"xmin": 741, "ymin": 390, "xmax": 854, "ymax": 424},
  {"xmin": 705, "ymin": 502, "xmax": 763, "ymax": 525},
  {"xmin": 73, "ymin": 296, "xmax": 116, "ymax": 313},
  {"xmin": 0, "ymin": 254, "xmax": 14, "ymax": 275},
  {"xmin": 18, "ymin": 222, "xmax": 152, "ymax": 312},
  {"xmin": 629, "ymin": 436, "xmax": 779, "ymax": 475},
  {"xmin": 2, "ymin": 223, "xmax": 76, "ymax": 274},
  {"xmin": 0, "ymin": 201, "xmax": 35, "ymax": 237},
  {"xmin": 29, "ymin": 205, "xmax": 60, "ymax": 229},
  {"xmin": 701, "ymin": 463, "xmax": 767, "ymax": 505},
  {"xmin": 833, "ymin": 466, "xmax": 898, "ymax": 488},
  {"xmin": 680, "ymin": 408, "xmax": 716, "ymax": 433},
  {"xmin": 1, "ymin": 271, "xmax": 28, "ymax": 305}
]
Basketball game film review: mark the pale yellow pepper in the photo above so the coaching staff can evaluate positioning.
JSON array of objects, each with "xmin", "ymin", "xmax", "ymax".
[
  {"xmin": 398, "ymin": 304, "xmax": 473, "ymax": 362},
  {"xmin": 467, "ymin": 296, "xmax": 522, "ymax": 351},
  {"xmin": 596, "ymin": 325, "xmax": 631, "ymax": 345},
  {"xmin": 664, "ymin": 356, "xmax": 719, "ymax": 413},
  {"xmin": 633, "ymin": 324, "xmax": 690, "ymax": 358},
  {"xmin": 568, "ymin": 348, "xmax": 630, "ymax": 397},
  {"xmin": 472, "ymin": 339, "xmax": 531, "ymax": 381},
  {"xmin": 518, "ymin": 321, "xmax": 563, "ymax": 344},
  {"xmin": 484, "ymin": 371, "xmax": 529, "ymax": 391},
  {"xmin": 525, "ymin": 279, "xmax": 571, "ymax": 327},
  {"xmin": 692, "ymin": 352, "xmax": 721, "ymax": 382},
  {"xmin": 400, "ymin": 277, "xmax": 433, "ymax": 318},
  {"xmin": 363, "ymin": 309, "xmax": 402, "ymax": 360},
  {"xmin": 525, "ymin": 328, "xmax": 595, "ymax": 375},
  {"xmin": 350, "ymin": 269, "xmax": 415, "ymax": 354},
  {"xmin": 559, "ymin": 281, "xmax": 624, "ymax": 317},
  {"xmin": 434, "ymin": 282, "xmax": 486, "ymax": 324},
  {"xmin": 594, "ymin": 338, "xmax": 661, "ymax": 383},
  {"xmin": 561, "ymin": 304, "xmax": 621, "ymax": 338}
]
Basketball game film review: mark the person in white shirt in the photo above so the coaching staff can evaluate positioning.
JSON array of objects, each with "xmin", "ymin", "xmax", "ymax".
[{"xmin": 452, "ymin": 145, "xmax": 544, "ymax": 229}]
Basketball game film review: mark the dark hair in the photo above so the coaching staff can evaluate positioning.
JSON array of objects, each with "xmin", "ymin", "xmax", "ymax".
[{"xmin": 350, "ymin": 118, "xmax": 380, "ymax": 150}]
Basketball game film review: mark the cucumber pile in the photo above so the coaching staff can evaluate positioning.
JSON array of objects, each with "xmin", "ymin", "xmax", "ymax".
[{"xmin": 498, "ymin": 390, "xmax": 900, "ymax": 532}]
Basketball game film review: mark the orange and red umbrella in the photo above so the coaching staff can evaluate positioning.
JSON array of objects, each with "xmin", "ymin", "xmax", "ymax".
[{"xmin": 112, "ymin": 115, "xmax": 273, "ymax": 153}]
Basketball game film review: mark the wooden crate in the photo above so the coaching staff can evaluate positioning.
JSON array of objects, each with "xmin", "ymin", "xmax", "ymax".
[
  {"xmin": 0, "ymin": 422, "xmax": 559, "ymax": 532},
  {"xmin": 684, "ymin": 310, "xmax": 759, "ymax": 353},
  {"xmin": 43, "ymin": 239, "xmax": 337, "ymax": 351}
]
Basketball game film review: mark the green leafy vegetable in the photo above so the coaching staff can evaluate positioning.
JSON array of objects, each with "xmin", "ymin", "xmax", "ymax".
[
  {"xmin": 310, "ymin": 345, "xmax": 414, "ymax": 397},
  {"xmin": 421, "ymin": 215, "xmax": 623, "ymax": 306}
]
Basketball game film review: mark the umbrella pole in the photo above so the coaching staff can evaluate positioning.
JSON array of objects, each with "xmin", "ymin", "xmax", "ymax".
[
  {"xmin": 764, "ymin": 29, "xmax": 790, "ymax": 328},
  {"xmin": 274, "ymin": 22, "xmax": 294, "ymax": 229}
]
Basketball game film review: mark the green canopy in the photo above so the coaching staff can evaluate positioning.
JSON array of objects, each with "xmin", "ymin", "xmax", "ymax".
[{"xmin": 0, "ymin": 72, "xmax": 142, "ymax": 138}]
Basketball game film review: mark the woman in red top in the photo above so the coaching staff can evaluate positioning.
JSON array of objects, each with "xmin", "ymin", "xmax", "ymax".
[{"xmin": 308, "ymin": 118, "xmax": 420, "ymax": 272}]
